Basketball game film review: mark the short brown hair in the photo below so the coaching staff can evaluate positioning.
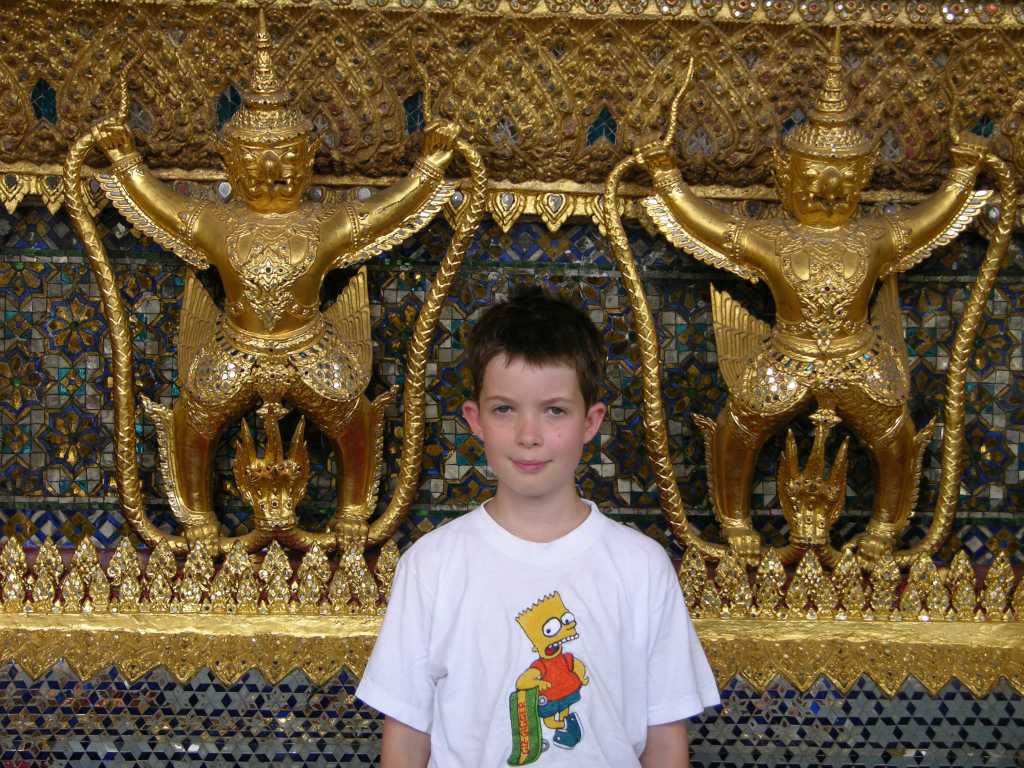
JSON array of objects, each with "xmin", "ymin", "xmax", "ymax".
[{"xmin": 465, "ymin": 287, "xmax": 606, "ymax": 408}]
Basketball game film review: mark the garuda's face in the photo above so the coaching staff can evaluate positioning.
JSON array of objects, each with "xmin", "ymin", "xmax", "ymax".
[
  {"xmin": 222, "ymin": 136, "xmax": 315, "ymax": 214},
  {"xmin": 779, "ymin": 152, "xmax": 871, "ymax": 227}
]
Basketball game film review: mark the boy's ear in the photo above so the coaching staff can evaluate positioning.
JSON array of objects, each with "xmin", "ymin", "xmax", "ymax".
[
  {"xmin": 462, "ymin": 400, "xmax": 484, "ymax": 439},
  {"xmin": 583, "ymin": 402, "xmax": 606, "ymax": 442}
]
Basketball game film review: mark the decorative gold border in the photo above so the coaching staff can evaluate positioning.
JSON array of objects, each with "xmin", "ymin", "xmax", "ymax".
[
  {"xmin": 42, "ymin": 0, "xmax": 1024, "ymax": 26},
  {"xmin": 4, "ymin": 163, "xmax": 979, "ymax": 233},
  {"xmin": 698, "ymin": 618, "xmax": 1024, "ymax": 697},
  {"xmin": 2, "ymin": 614, "xmax": 1021, "ymax": 697},
  {"xmin": 0, "ymin": 613, "xmax": 380, "ymax": 685}
]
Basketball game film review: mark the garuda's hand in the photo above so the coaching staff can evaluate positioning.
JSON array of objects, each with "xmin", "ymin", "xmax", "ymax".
[
  {"xmin": 633, "ymin": 140, "xmax": 679, "ymax": 176},
  {"xmin": 950, "ymin": 133, "xmax": 990, "ymax": 171},
  {"xmin": 422, "ymin": 120, "xmax": 460, "ymax": 169},
  {"xmin": 95, "ymin": 123, "xmax": 138, "ymax": 163}
]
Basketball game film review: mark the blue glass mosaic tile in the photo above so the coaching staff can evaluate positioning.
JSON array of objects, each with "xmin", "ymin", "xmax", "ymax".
[{"xmin": 2, "ymin": 206, "xmax": 1023, "ymax": 564}]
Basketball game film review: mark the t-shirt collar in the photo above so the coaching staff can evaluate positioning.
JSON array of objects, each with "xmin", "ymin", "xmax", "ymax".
[{"xmin": 471, "ymin": 498, "xmax": 605, "ymax": 567}]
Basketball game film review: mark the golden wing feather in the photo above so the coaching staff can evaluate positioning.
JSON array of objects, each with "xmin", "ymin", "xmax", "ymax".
[
  {"xmin": 710, "ymin": 284, "xmax": 771, "ymax": 394},
  {"xmin": 324, "ymin": 265, "xmax": 372, "ymax": 375},
  {"xmin": 886, "ymin": 189, "xmax": 991, "ymax": 276},
  {"xmin": 177, "ymin": 269, "xmax": 220, "ymax": 386},
  {"xmin": 96, "ymin": 174, "xmax": 209, "ymax": 269},
  {"xmin": 870, "ymin": 274, "xmax": 911, "ymax": 376},
  {"xmin": 641, "ymin": 193, "xmax": 761, "ymax": 283},
  {"xmin": 336, "ymin": 181, "xmax": 456, "ymax": 269}
]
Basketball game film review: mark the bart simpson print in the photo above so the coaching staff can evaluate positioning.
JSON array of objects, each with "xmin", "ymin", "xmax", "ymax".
[{"xmin": 507, "ymin": 592, "xmax": 588, "ymax": 764}]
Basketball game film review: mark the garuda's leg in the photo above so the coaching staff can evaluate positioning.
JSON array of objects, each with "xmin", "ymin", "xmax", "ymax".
[
  {"xmin": 837, "ymin": 390, "xmax": 919, "ymax": 561},
  {"xmin": 291, "ymin": 386, "xmax": 377, "ymax": 537},
  {"xmin": 171, "ymin": 388, "xmax": 256, "ymax": 541},
  {"xmin": 708, "ymin": 393, "xmax": 811, "ymax": 561}
]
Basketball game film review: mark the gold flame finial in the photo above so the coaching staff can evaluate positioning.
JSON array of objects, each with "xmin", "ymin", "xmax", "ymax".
[
  {"xmin": 222, "ymin": 9, "xmax": 312, "ymax": 144},
  {"xmin": 814, "ymin": 28, "xmax": 849, "ymax": 120},
  {"xmin": 782, "ymin": 27, "xmax": 874, "ymax": 160}
]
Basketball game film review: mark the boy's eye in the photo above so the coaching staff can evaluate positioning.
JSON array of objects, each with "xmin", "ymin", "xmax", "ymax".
[
  {"xmin": 542, "ymin": 618, "xmax": 561, "ymax": 637},
  {"xmin": 561, "ymin": 611, "xmax": 575, "ymax": 626},
  {"xmin": 546, "ymin": 406, "xmax": 565, "ymax": 416},
  {"xmin": 493, "ymin": 405, "xmax": 512, "ymax": 414}
]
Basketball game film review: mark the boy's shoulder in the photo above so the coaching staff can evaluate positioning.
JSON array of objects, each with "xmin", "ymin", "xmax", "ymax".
[
  {"xmin": 397, "ymin": 506, "xmax": 482, "ymax": 567},
  {"xmin": 599, "ymin": 510, "xmax": 673, "ymax": 562}
]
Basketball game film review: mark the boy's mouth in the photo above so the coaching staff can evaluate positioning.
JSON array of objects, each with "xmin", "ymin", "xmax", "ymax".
[{"xmin": 512, "ymin": 459, "xmax": 548, "ymax": 473}]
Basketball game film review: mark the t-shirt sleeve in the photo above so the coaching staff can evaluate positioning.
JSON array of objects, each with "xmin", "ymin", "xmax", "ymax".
[
  {"xmin": 646, "ymin": 550, "xmax": 721, "ymax": 725},
  {"xmin": 355, "ymin": 547, "xmax": 436, "ymax": 733}
]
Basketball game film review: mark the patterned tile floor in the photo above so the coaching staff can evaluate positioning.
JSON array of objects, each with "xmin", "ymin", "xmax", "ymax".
[{"xmin": 0, "ymin": 663, "xmax": 1020, "ymax": 767}]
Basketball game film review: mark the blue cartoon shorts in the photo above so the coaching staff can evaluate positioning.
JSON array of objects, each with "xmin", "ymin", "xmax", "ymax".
[{"xmin": 537, "ymin": 690, "xmax": 581, "ymax": 717}]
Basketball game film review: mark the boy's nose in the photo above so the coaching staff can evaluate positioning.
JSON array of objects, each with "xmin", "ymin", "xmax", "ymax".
[{"xmin": 516, "ymin": 416, "xmax": 542, "ymax": 447}]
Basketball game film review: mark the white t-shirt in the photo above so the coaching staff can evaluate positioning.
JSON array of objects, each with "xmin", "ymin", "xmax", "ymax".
[{"xmin": 356, "ymin": 500, "xmax": 720, "ymax": 767}]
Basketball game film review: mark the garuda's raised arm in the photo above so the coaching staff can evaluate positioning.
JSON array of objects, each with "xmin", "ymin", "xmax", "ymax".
[
  {"xmin": 882, "ymin": 135, "xmax": 992, "ymax": 276},
  {"xmin": 319, "ymin": 121, "xmax": 459, "ymax": 270},
  {"xmin": 95, "ymin": 125, "xmax": 214, "ymax": 270},
  {"xmin": 635, "ymin": 142, "xmax": 769, "ymax": 284}
]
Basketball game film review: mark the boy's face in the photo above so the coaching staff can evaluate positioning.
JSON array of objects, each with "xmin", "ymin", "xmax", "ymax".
[{"xmin": 462, "ymin": 355, "xmax": 605, "ymax": 508}]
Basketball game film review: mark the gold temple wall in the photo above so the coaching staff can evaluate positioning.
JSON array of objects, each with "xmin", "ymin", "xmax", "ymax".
[{"xmin": 2, "ymin": 2, "xmax": 1024, "ymax": 765}]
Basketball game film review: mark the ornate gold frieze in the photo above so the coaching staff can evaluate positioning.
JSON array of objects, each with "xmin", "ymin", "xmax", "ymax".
[
  {"xmin": 0, "ymin": 537, "xmax": 1021, "ymax": 693},
  {"xmin": 13, "ymin": 1, "xmax": 1024, "ymax": 26},
  {"xmin": 7, "ymin": 163, "xmax": 1016, "ymax": 235},
  {"xmin": 4, "ymin": 3, "xmax": 1024, "ymax": 190}
]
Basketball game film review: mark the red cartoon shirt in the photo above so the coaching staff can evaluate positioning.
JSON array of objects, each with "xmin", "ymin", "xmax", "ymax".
[{"xmin": 530, "ymin": 653, "xmax": 582, "ymax": 701}]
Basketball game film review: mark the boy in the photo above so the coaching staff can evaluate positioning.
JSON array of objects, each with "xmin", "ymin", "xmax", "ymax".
[{"xmin": 356, "ymin": 288, "xmax": 720, "ymax": 767}]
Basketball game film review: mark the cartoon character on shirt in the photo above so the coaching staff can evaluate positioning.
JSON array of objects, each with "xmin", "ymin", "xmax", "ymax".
[{"xmin": 508, "ymin": 591, "xmax": 587, "ymax": 762}]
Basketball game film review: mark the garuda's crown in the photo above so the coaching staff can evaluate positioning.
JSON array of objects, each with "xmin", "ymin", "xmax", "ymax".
[
  {"xmin": 783, "ymin": 29, "xmax": 875, "ymax": 160},
  {"xmin": 223, "ymin": 10, "xmax": 312, "ymax": 145}
]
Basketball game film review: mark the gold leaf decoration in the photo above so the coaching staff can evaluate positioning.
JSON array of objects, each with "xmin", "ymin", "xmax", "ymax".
[
  {"xmin": 753, "ymin": 548, "xmax": 785, "ymax": 618},
  {"xmin": 981, "ymin": 552, "xmax": 1014, "ymax": 622},
  {"xmin": 677, "ymin": 546, "xmax": 707, "ymax": 614}
]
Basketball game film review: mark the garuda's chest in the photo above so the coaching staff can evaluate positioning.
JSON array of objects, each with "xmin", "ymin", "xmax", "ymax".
[
  {"xmin": 226, "ymin": 221, "xmax": 321, "ymax": 292},
  {"xmin": 757, "ymin": 220, "xmax": 887, "ymax": 310}
]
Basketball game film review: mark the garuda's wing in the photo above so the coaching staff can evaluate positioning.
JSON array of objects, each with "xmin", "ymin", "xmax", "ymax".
[
  {"xmin": 335, "ymin": 181, "xmax": 457, "ymax": 270},
  {"xmin": 883, "ymin": 188, "xmax": 991, "ymax": 276},
  {"xmin": 870, "ymin": 274, "xmax": 910, "ymax": 376},
  {"xmin": 96, "ymin": 174, "xmax": 209, "ymax": 270},
  {"xmin": 641, "ymin": 193, "xmax": 762, "ymax": 283},
  {"xmin": 710, "ymin": 284, "xmax": 770, "ymax": 394},
  {"xmin": 177, "ymin": 269, "xmax": 219, "ymax": 386},
  {"xmin": 324, "ymin": 265, "xmax": 372, "ymax": 376}
]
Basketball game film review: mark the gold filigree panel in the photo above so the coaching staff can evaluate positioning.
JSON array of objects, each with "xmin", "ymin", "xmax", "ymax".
[
  {"xmin": 25, "ymin": 0, "xmax": 1024, "ymax": 25},
  {"xmin": 4, "ymin": 2, "xmax": 1024, "ymax": 188}
]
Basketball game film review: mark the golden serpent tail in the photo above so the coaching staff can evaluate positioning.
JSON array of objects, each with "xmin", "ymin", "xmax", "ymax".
[
  {"xmin": 895, "ymin": 155, "xmax": 1016, "ymax": 566},
  {"xmin": 63, "ymin": 124, "xmax": 187, "ymax": 554},
  {"xmin": 602, "ymin": 158, "xmax": 724, "ymax": 558},
  {"xmin": 367, "ymin": 139, "xmax": 486, "ymax": 545}
]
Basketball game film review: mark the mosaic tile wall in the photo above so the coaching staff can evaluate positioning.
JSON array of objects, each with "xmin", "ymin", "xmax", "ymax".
[
  {"xmin": 2, "ymin": 202, "xmax": 1023, "ymax": 563},
  {"xmin": 2, "ymin": 202, "xmax": 1024, "ymax": 766},
  {"xmin": 1, "ymin": 662, "xmax": 1020, "ymax": 768}
]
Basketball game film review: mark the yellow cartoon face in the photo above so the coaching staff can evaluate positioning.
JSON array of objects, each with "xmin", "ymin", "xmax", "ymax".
[{"xmin": 516, "ymin": 592, "xmax": 579, "ymax": 659}]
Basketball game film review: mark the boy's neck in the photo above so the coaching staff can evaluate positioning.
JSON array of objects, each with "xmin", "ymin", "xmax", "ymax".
[{"xmin": 484, "ymin": 486, "xmax": 591, "ymax": 544}]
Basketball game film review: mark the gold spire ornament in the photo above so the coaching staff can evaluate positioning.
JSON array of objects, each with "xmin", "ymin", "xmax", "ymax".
[
  {"xmin": 604, "ymin": 30, "xmax": 1016, "ymax": 567},
  {"xmin": 62, "ymin": 9, "xmax": 487, "ymax": 558}
]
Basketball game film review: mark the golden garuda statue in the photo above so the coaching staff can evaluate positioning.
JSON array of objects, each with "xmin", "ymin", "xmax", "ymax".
[
  {"xmin": 602, "ymin": 31, "xmax": 1015, "ymax": 568},
  {"xmin": 63, "ymin": 12, "xmax": 486, "ymax": 554}
]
